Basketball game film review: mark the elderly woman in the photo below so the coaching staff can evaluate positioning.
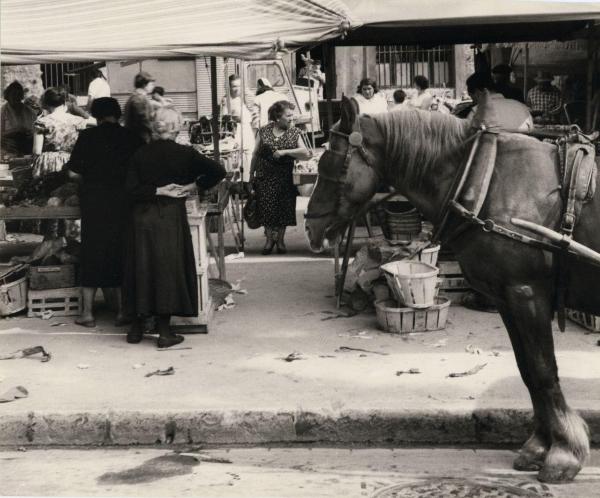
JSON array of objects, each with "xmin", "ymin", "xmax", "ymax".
[
  {"xmin": 0, "ymin": 81, "xmax": 37, "ymax": 156},
  {"xmin": 249, "ymin": 100, "xmax": 311, "ymax": 255},
  {"xmin": 66, "ymin": 98, "xmax": 144, "ymax": 328},
  {"xmin": 353, "ymin": 77, "xmax": 388, "ymax": 114},
  {"xmin": 123, "ymin": 107, "xmax": 226, "ymax": 348}
]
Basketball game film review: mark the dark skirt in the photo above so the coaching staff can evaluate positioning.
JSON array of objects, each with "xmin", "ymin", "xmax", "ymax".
[
  {"xmin": 122, "ymin": 199, "xmax": 198, "ymax": 317},
  {"xmin": 79, "ymin": 188, "xmax": 126, "ymax": 288},
  {"xmin": 254, "ymin": 161, "xmax": 297, "ymax": 228}
]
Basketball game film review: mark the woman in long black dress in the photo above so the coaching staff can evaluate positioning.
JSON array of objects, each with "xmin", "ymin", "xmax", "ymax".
[
  {"xmin": 249, "ymin": 100, "xmax": 311, "ymax": 254},
  {"xmin": 66, "ymin": 98, "xmax": 143, "ymax": 327},
  {"xmin": 123, "ymin": 107, "xmax": 225, "ymax": 348}
]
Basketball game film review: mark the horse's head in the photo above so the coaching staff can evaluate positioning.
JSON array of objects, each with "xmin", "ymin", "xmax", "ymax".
[{"xmin": 305, "ymin": 97, "xmax": 383, "ymax": 252}]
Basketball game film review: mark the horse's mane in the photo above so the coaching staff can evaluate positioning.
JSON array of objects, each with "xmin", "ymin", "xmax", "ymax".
[{"xmin": 371, "ymin": 110, "xmax": 471, "ymax": 187}]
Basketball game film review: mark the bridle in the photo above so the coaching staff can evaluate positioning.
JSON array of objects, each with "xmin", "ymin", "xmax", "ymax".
[{"xmin": 303, "ymin": 122, "xmax": 377, "ymax": 221}]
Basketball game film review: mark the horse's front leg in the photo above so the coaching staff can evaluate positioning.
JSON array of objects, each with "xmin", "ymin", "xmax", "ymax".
[
  {"xmin": 496, "ymin": 301, "xmax": 550, "ymax": 471},
  {"xmin": 500, "ymin": 283, "xmax": 589, "ymax": 483}
]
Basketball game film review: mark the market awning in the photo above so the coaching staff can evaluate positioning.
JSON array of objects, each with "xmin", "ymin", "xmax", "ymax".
[
  {"xmin": 338, "ymin": 0, "xmax": 600, "ymax": 45},
  {"xmin": 0, "ymin": 0, "xmax": 355, "ymax": 64}
]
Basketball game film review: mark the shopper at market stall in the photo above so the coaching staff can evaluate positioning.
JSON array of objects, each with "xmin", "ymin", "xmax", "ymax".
[
  {"xmin": 32, "ymin": 87, "xmax": 91, "ymax": 177},
  {"xmin": 491, "ymin": 64, "xmax": 524, "ymax": 103},
  {"xmin": 251, "ymin": 78, "xmax": 287, "ymax": 132},
  {"xmin": 527, "ymin": 71, "xmax": 562, "ymax": 124},
  {"xmin": 249, "ymin": 100, "xmax": 311, "ymax": 255},
  {"xmin": 0, "ymin": 81, "xmax": 37, "ymax": 156},
  {"xmin": 123, "ymin": 106, "xmax": 226, "ymax": 347},
  {"xmin": 389, "ymin": 89, "xmax": 409, "ymax": 112},
  {"xmin": 150, "ymin": 86, "xmax": 174, "ymax": 110},
  {"xmin": 407, "ymin": 75, "xmax": 434, "ymax": 111},
  {"xmin": 353, "ymin": 77, "xmax": 388, "ymax": 114},
  {"xmin": 124, "ymin": 71, "xmax": 155, "ymax": 143},
  {"xmin": 86, "ymin": 67, "xmax": 111, "ymax": 112},
  {"xmin": 466, "ymin": 71, "xmax": 533, "ymax": 132},
  {"xmin": 221, "ymin": 74, "xmax": 255, "ymax": 183},
  {"xmin": 66, "ymin": 97, "xmax": 144, "ymax": 328},
  {"xmin": 57, "ymin": 85, "xmax": 90, "ymax": 119}
]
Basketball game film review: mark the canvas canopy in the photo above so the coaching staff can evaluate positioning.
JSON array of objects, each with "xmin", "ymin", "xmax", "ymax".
[
  {"xmin": 0, "ymin": 0, "xmax": 355, "ymax": 64},
  {"xmin": 1, "ymin": 0, "xmax": 599, "ymax": 64}
]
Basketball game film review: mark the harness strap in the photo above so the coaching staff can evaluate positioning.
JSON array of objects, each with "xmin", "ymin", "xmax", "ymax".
[{"xmin": 431, "ymin": 130, "xmax": 483, "ymax": 245}]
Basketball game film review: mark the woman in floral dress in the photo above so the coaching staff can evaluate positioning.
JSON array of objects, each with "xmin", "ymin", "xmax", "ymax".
[{"xmin": 249, "ymin": 100, "xmax": 311, "ymax": 255}]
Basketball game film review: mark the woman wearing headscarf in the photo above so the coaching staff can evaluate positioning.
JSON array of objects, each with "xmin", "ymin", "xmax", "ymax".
[
  {"xmin": 249, "ymin": 100, "xmax": 311, "ymax": 255},
  {"xmin": 66, "ymin": 98, "xmax": 144, "ymax": 328},
  {"xmin": 0, "ymin": 81, "xmax": 37, "ymax": 156},
  {"xmin": 123, "ymin": 107, "xmax": 226, "ymax": 348},
  {"xmin": 353, "ymin": 77, "xmax": 388, "ymax": 114}
]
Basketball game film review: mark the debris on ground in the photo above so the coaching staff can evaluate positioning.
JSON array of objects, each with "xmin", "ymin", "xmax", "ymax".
[
  {"xmin": 224, "ymin": 252, "xmax": 244, "ymax": 261},
  {"xmin": 335, "ymin": 346, "xmax": 389, "ymax": 356},
  {"xmin": 145, "ymin": 366, "xmax": 175, "ymax": 377},
  {"xmin": 279, "ymin": 352, "xmax": 304, "ymax": 362},
  {"xmin": 396, "ymin": 368, "xmax": 421, "ymax": 376},
  {"xmin": 16, "ymin": 446, "xmax": 27, "ymax": 452},
  {"xmin": 427, "ymin": 338, "xmax": 448, "ymax": 348},
  {"xmin": 338, "ymin": 330, "xmax": 373, "ymax": 339},
  {"xmin": 132, "ymin": 363, "xmax": 145, "ymax": 369},
  {"xmin": 321, "ymin": 310, "xmax": 356, "ymax": 321},
  {"xmin": 39, "ymin": 310, "xmax": 54, "ymax": 320},
  {"xmin": 50, "ymin": 322, "xmax": 67, "ymax": 327},
  {"xmin": 230, "ymin": 280, "xmax": 248, "ymax": 295},
  {"xmin": 157, "ymin": 347, "xmax": 193, "ymax": 352},
  {"xmin": 0, "ymin": 385, "xmax": 28, "ymax": 403},
  {"xmin": 447, "ymin": 363, "xmax": 487, "ymax": 378},
  {"xmin": 465, "ymin": 344, "xmax": 482, "ymax": 355},
  {"xmin": 0, "ymin": 346, "xmax": 51, "ymax": 362},
  {"xmin": 77, "ymin": 364, "xmax": 90, "ymax": 369},
  {"xmin": 177, "ymin": 452, "xmax": 233, "ymax": 464},
  {"xmin": 319, "ymin": 355, "xmax": 336, "ymax": 358},
  {"xmin": 217, "ymin": 294, "xmax": 236, "ymax": 311}
]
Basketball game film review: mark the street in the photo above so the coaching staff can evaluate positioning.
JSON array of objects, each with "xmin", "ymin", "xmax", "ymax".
[{"xmin": 1, "ymin": 447, "xmax": 599, "ymax": 497}]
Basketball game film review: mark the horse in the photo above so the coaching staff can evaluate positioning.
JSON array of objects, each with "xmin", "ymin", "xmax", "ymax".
[{"xmin": 305, "ymin": 97, "xmax": 598, "ymax": 484}]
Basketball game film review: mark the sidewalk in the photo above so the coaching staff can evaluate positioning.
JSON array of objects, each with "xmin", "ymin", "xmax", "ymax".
[{"xmin": 1, "ymin": 201, "xmax": 599, "ymax": 447}]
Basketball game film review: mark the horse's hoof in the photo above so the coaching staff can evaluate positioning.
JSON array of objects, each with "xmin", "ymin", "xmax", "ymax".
[
  {"xmin": 513, "ymin": 453, "xmax": 545, "ymax": 471},
  {"xmin": 537, "ymin": 446, "xmax": 582, "ymax": 484}
]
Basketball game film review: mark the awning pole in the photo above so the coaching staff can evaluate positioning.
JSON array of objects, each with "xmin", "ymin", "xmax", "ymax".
[
  {"xmin": 210, "ymin": 56, "xmax": 220, "ymax": 163},
  {"xmin": 523, "ymin": 43, "xmax": 529, "ymax": 101}
]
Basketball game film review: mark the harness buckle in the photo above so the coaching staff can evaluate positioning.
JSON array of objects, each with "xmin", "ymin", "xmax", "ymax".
[{"xmin": 482, "ymin": 219, "xmax": 495, "ymax": 232}]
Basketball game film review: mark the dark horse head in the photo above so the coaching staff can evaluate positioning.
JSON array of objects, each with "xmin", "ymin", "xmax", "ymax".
[{"xmin": 305, "ymin": 97, "xmax": 384, "ymax": 252}]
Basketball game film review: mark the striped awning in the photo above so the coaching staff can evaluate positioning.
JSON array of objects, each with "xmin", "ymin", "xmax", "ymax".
[{"xmin": 0, "ymin": 0, "xmax": 356, "ymax": 63}]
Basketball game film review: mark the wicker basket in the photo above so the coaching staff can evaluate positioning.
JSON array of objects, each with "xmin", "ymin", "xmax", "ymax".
[
  {"xmin": 380, "ymin": 260, "xmax": 439, "ymax": 308},
  {"xmin": 410, "ymin": 244, "xmax": 440, "ymax": 266},
  {"xmin": 0, "ymin": 275, "xmax": 28, "ymax": 316},
  {"xmin": 376, "ymin": 297, "xmax": 450, "ymax": 333}
]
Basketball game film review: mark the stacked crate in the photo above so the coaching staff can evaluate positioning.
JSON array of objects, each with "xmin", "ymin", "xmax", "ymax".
[
  {"xmin": 436, "ymin": 248, "xmax": 471, "ymax": 304},
  {"xmin": 27, "ymin": 264, "xmax": 81, "ymax": 317}
]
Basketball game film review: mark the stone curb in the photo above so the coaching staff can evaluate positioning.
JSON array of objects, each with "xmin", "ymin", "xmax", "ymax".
[{"xmin": 1, "ymin": 409, "xmax": 598, "ymax": 447}]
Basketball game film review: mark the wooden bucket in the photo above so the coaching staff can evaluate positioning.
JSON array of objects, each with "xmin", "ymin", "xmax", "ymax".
[
  {"xmin": 410, "ymin": 244, "xmax": 440, "ymax": 267},
  {"xmin": 375, "ymin": 297, "xmax": 450, "ymax": 334},
  {"xmin": 380, "ymin": 260, "xmax": 439, "ymax": 308}
]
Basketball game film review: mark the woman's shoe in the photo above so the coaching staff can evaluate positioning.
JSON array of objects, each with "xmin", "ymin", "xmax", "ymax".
[
  {"xmin": 126, "ymin": 321, "xmax": 144, "ymax": 344},
  {"xmin": 262, "ymin": 228, "xmax": 276, "ymax": 255},
  {"xmin": 157, "ymin": 334, "xmax": 184, "ymax": 348}
]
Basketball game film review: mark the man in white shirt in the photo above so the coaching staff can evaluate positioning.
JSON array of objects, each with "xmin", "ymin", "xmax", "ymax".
[
  {"xmin": 251, "ymin": 78, "xmax": 287, "ymax": 132},
  {"xmin": 86, "ymin": 67, "xmax": 111, "ymax": 112}
]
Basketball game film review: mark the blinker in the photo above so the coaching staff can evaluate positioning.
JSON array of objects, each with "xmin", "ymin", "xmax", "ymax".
[{"xmin": 348, "ymin": 131, "xmax": 363, "ymax": 147}]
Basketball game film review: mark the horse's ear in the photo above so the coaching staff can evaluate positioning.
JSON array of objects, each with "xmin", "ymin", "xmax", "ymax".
[{"xmin": 339, "ymin": 96, "xmax": 358, "ymax": 133}]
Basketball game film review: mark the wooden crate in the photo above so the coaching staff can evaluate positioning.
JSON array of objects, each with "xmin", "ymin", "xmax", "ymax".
[
  {"xmin": 376, "ymin": 297, "xmax": 450, "ymax": 333},
  {"xmin": 437, "ymin": 259, "xmax": 471, "ymax": 305},
  {"xmin": 171, "ymin": 206, "xmax": 213, "ymax": 333},
  {"xmin": 29, "ymin": 264, "xmax": 76, "ymax": 290},
  {"xmin": 567, "ymin": 308, "xmax": 600, "ymax": 333},
  {"xmin": 27, "ymin": 287, "xmax": 81, "ymax": 317}
]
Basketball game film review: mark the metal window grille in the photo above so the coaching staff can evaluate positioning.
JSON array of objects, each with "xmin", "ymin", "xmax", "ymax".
[
  {"xmin": 376, "ymin": 45, "xmax": 454, "ymax": 89},
  {"xmin": 40, "ymin": 62, "xmax": 96, "ymax": 95}
]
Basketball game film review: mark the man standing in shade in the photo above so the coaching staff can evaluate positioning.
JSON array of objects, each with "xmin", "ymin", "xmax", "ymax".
[
  {"xmin": 491, "ymin": 64, "xmax": 524, "ymax": 103},
  {"xmin": 527, "ymin": 71, "xmax": 562, "ymax": 124},
  {"xmin": 124, "ymin": 71, "xmax": 155, "ymax": 143}
]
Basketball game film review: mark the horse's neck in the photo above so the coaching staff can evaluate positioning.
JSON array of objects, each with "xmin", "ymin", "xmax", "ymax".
[{"xmin": 390, "ymin": 157, "xmax": 461, "ymax": 224}]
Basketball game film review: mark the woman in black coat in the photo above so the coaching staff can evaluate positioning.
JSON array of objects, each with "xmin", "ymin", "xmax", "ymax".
[
  {"xmin": 123, "ymin": 107, "xmax": 225, "ymax": 348},
  {"xmin": 67, "ymin": 98, "xmax": 143, "ymax": 327}
]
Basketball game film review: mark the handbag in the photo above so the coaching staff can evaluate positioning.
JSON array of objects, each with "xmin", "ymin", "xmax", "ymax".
[{"xmin": 243, "ymin": 186, "xmax": 261, "ymax": 229}]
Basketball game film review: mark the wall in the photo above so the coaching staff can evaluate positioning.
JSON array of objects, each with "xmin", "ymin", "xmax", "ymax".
[
  {"xmin": 334, "ymin": 46, "xmax": 377, "ymax": 98},
  {"xmin": 1, "ymin": 64, "xmax": 44, "ymax": 100},
  {"xmin": 453, "ymin": 44, "xmax": 475, "ymax": 98}
]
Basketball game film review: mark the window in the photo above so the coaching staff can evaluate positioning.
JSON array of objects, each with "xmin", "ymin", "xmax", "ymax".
[
  {"xmin": 40, "ymin": 63, "xmax": 95, "ymax": 95},
  {"xmin": 376, "ymin": 45, "xmax": 454, "ymax": 89},
  {"xmin": 246, "ymin": 63, "xmax": 286, "ymax": 89}
]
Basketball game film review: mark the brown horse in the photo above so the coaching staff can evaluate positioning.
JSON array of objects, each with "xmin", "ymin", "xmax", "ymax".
[{"xmin": 305, "ymin": 97, "xmax": 597, "ymax": 483}]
